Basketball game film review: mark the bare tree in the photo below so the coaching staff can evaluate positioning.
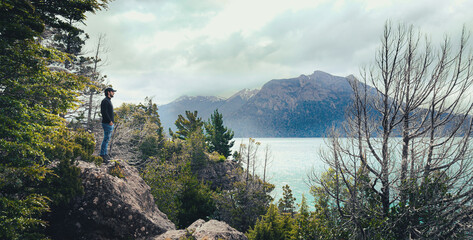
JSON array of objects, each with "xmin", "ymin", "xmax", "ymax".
[
  {"xmin": 242, "ymin": 138, "xmax": 261, "ymax": 186},
  {"xmin": 64, "ymin": 34, "xmax": 109, "ymax": 129},
  {"xmin": 86, "ymin": 34, "xmax": 108, "ymax": 131},
  {"xmin": 262, "ymin": 144, "xmax": 273, "ymax": 194},
  {"xmin": 309, "ymin": 22, "xmax": 473, "ymax": 239},
  {"xmin": 219, "ymin": 138, "xmax": 274, "ymax": 231}
]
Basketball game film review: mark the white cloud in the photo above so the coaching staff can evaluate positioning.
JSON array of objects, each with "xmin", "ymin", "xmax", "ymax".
[
  {"xmin": 83, "ymin": 0, "xmax": 473, "ymax": 105},
  {"xmin": 111, "ymin": 10, "xmax": 156, "ymax": 23}
]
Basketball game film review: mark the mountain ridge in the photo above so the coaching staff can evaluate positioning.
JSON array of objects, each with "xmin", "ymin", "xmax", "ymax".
[{"xmin": 159, "ymin": 70, "xmax": 355, "ymax": 137}]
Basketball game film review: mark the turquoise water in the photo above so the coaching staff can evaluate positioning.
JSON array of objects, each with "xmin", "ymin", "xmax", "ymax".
[{"xmin": 232, "ymin": 138, "xmax": 329, "ymax": 208}]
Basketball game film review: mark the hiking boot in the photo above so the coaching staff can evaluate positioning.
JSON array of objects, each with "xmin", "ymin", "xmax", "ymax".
[{"xmin": 100, "ymin": 155, "xmax": 110, "ymax": 164}]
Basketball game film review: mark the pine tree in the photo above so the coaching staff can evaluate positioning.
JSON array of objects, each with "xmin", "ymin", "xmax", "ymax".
[
  {"xmin": 290, "ymin": 194, "xmax": 317, "ymax": 239},
  {"xmin": 205, "ymin": 109, "xmax": 235, "ymax": 158},
  {"xmin": 177, "ymin": 169, "xmax": 215, "ymax": 228},
  {"xmin": 247, "ymin": 204, "xmax": 289, "ymax": 240},
  {"xmin": 172, "ymin": 110, "xmax": 204, "ymax": 140},
  {"xmin": 278, "ymin": 184, "xmax": 296, "ymax": 214}
]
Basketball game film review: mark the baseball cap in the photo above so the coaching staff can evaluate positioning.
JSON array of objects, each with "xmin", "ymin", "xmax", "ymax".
[{"xmin": 104, "ymin": 87, "xmax": 117, "ymax": 92}]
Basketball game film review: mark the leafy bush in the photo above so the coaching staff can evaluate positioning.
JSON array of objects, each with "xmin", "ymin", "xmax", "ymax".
[{"xmin": 142, "ymin": 158, "xmax": 215, "ymax": 228}]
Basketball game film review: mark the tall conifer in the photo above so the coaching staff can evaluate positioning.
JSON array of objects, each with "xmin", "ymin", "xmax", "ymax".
[{"xmin": 205, "ymin": 109, "xmax": 235, "ymax": 158}]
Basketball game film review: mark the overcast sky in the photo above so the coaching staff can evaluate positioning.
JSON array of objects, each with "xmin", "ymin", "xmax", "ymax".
[{"xmin": 83, "ymin": 0, "xmax": 473, "ymax": 105}]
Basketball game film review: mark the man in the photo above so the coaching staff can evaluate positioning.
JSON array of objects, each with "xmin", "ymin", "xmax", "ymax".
[{"xmin": 100, "ymin": 87, "xmax": 117, "ymax": 162}]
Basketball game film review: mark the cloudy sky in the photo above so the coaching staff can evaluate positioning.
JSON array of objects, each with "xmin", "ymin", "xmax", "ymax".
[{"xmin": 83, "ymin": 0, "xmax": 473, "ymax": 105}]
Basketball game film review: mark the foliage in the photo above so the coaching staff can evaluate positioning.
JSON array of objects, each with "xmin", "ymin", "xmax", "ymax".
[
  {"xmin": 141, "ymin": 135, "xmax": 215, "ymax": 227},
  {"xmin": 205, "ymin": 109, "xmax": 235, "ymax": 158},
  {"xmin": 391, "ymin": 173, "xmax": 456, "ymax": 239},
  {"xmin": 0, "ymin": 1, "xmax": 109, "ymax": 239},
  {"xmin": 114, "ymin": 97, "xmax": 164, "ymax": 165},
  {"xmin": 172, "ymin": 110, "xmax": 204, "ymax": 140},
  {"xmin": 277, "ymin": 184, "xmax": 296, "ymax": 215},
  {"xmin": 108, "ymin": 161, "xmax": 125, "ymax": 179},
  {"xmin": 142, "ymin": 157, "xmax": 183, "ymax": 224},
  {"xmin": 142, "ymin": 155, "xmax": 215, "ymax": 228},
  {"xmin": 247, "ymin": 204, "xmax": 293, "ymax": 240},
  {"xmin": 208, "ymin": 151, "xmax": 226, "ymax": 163},
  {"xmin": 138, "ymin": 113, "xmax": 274, "ymax": 231},
  {"xmin": 289, "ymin": 195, "xmax": 319, "ymax": 240},
  {"xmin": 186, "ymin": 129, "xmax": 208, "ymax": 171},
  {"xmin": 177, "ymin": 171, "xmax": 216, "ymax": 228},
  {"xmin": 0, "ymin": 194, "xmax": 50, "ymax": 240},
  {"xmin": 247, "ymin": 189, "xmax": 324, "ymax": 240},
  {"xmin": 246, "ymin": 178, "xmax": 382, "ymax": 240},
  {"xmin": 181, "ymin": 230, "xmax": 197, "ymax": 240},
  {"xmin": 113, "ymin": 103, "xmax": 271, "ymax": 235},
  {"xmin": 311, "ymin": 166, "xmax": 388, "ymax": 239},
  {"xmin": 301, "ymin": 22, "xmax": 473, "ymax": 239},
  {"xmin": 40, "ymin": 129, "xmax": 101, "ymax": 207},
  {"xmin": 214, "ymin": 176, "xmax": 275, "ymax": 232}
]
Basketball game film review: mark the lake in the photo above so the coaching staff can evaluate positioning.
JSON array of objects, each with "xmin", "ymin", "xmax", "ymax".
[{"xmin": 232, "ymin": 138, "xmax": 329, "ymax": 208}]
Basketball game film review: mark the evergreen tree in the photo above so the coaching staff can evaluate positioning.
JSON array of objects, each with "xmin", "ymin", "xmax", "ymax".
[
  {"xmin": 278, "ymin": 184, "xmax": 296, "ymax": 215},
  {"xmin": 205, "ymin": 109, "xmax": 235, "ymax": 158},
  {"xmin": 172, "ymin": 110, "xmax": 204, "ymax": 140},
  {"xmin": 290, "ymin": 194, "xmax": 317, "ymax": 239},
  {"xmin": 186, "ymin": 130, "xmax": 208, "ymax": 170},
  {"xmin": 142, "ymin": 139, "xmax": 215, "ymax": 228},
  {"xmin": 247, "ymin": 204, "xmax": 293, "ymax": 240},
  {"xmin": 0, "ymin": 1, "xmax": 109, "ymax": 238},
  {"xmin": 141, "ymin": 155, "xmax": 183, "ymax": 225},
  {"xmin": 177, "ymin": 170, "xmax": 215, "ymax": 228},
  {"xmin": 215, "ymin": 176, "xmax": 275, "ymax": 232}
]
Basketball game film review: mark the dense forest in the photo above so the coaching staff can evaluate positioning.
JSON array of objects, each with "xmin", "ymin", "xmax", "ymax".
[{"xmin": 2, "ymin": 1, "xmax": 473, "ymax": 240}]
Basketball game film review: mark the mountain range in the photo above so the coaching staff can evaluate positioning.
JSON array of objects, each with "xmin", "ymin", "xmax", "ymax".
[{"xmin": 159, "ymin": 70, "xmax": 355, "ymax": 137}]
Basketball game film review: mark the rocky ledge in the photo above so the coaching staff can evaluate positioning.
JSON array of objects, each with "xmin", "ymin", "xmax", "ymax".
[
  {"xmin": 156, "ymin": 219, "xmax": 247, "ymax": 240},
  {"xmin": 61, "ymin": 160, "xmax": 246, "ymax": 240}
]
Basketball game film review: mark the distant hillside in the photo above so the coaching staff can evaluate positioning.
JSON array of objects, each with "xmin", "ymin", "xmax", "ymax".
[
  {"xmin": 159, "ymin": 71, "xmax": 356, "ymax": 137},
  {"xmin": 159, "ymin": 95, "xmax": 226, "ymax": 132}
]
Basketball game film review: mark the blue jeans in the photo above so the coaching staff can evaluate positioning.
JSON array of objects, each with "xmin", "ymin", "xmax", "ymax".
[{"xmin": 100, "ymin": 123, "xmax": 114, "ymax": 156}]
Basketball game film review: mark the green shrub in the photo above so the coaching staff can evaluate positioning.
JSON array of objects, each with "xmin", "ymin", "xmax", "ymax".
[{"xmin": 109, "ymin": 161, "xmax": 125, "ymax": 179}]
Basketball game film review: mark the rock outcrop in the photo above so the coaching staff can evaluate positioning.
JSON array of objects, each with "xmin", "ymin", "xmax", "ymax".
[
  {"xmin": 64, "ymin": 160, "xmax": 175, "ymax": 239},
  {"xmin": 195, "ymin": 159, "xmax": 243, "ymax": 190},
  {"xmin": 59, "ymin": 160, "xmax": 247, "ymax": 240},
  {"xmin": 155, "ymin": 219, "xmax": 248, "ymax": 240}
]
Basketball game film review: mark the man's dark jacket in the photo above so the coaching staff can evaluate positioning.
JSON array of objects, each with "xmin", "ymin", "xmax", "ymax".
[{"xmin": 101, "ymin": 97, "xmax": 114, "ymax": 124}]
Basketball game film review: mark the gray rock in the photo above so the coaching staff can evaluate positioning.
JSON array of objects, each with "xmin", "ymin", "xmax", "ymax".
[
  {"xmin": 187, "ymin": 219, "xmax": 206, "ymax": 232},
  {"xmin": 154, "ymin": 219, "xmax": 248, "ymax": 240},
  {"xmin": 65, "ymin": 160, "xmax": 175, "ymax": 239},
  {"xmin": 58, "ymin": 159, "xmax": 246, "ymax": 240},
  {"xmin": 153, "ymin": 230, "xmax": 187, "ymax": 240},
  {"xmin": 195, "ymin": 160, "xmax": 243, "ymax": 191},
  {"xmin": 193, "ymin": 220, "xmax": 248, "ymax": 240}
]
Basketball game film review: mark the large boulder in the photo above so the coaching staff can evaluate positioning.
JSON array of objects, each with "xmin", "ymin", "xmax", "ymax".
[
  {"xmin": 155, "ymin": 219, "xmax": 248, "ymax": 240},
  {"xmin": 63, "ymin": 160, "xmax": 175, "ymax": 239}
]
